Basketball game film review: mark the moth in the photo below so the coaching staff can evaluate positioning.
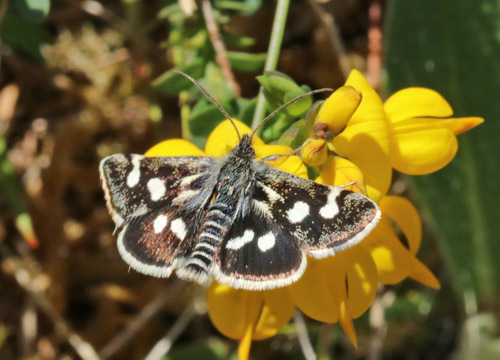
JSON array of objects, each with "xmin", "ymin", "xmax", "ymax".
[{"xmin": 100, "ymin": 73, "xmax": 381, "ymax": 291}]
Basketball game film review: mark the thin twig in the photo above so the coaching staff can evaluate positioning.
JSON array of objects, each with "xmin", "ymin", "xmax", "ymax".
[
  {"xmin": 307, "ymin": 0, "xmax": 350, "ymax": 81},
  {"xmin": 251, "ymin": 0, "xmax": 291, "ymax": 128},
  {"xmin": 368, "ymin": 287, "xmax": 393, "ymax": 360},
  {"xmin": 0, "ymin": 246, "xmax": 101, "ymax": 360},
  {"xmin": 144, "ymin": 305, "xmax": 196, "ymax": 360},
  {"xmin": 21, "ymin": 299, "xmax": 37, "ymax": 357},
  {"xmin": 367, "ymin": 0, "xmax": 383, "ymax": 91},
  {"xmin": 99, "ymin": 281, "xmax": 185, "ymax": 359},
  {"xmin": 201, "ymin": 0, "xmax": 241, "ymax": 98},
  {"xmin": 294, "ymin": 310, "xmax": 317, "ymax": 360}
]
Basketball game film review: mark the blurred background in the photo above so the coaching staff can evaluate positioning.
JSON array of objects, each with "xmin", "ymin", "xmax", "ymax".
[{"xmin": 0, "ymin": 0, "xmax": 499, "ymax": 359}]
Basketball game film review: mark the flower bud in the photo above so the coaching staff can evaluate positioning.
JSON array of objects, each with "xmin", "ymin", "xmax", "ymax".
[
  {"xmin": 301, "ymin": 138, "xmax": 328, "ymax": 166},
  {"xmin": 317, "ymin": 86, "xmax": 362, "ymax": 135}
]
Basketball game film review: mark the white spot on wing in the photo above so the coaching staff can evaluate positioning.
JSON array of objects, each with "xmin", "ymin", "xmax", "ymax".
[
  {"xmin": 257, "ymin": 232, "xmax": 276, "ymax": 252},
  {"xmin": 226, "ymin": 230, "xmax": 254, "ymax": 250},
  {"xmin": 286, "ymin": 201, "xmax": 309, "ymax": 223},
  {"xmin": 171, "ymin": 218, "xmax": 187, "ymax": 240},
  {"xmin": 126, "ymin": 155, "xmax": 142, "ymax": 188},
  {"xmin": 319, "ymin": 188, "xmax": 342, "ymax": 219},
  {"xmin": 153, "ymin": 214, "xmax": 168, "ymax": 234},
  {"xmin": 180, "ymin": 173, "xmax": 204, "ymax": 187},
  {"xmin": 259, "ymin": 183, "xmax": 283, "ymax": 202},
  {"xmin": 173, "ymin": 189, "xmax": 199, "ymax": 204},
  {"xmin": 253, "ymin": 200, "xmax": 271, "ymax": 216},
  {"xmin": 147, "ymin": 178, "xmax": 166, "ymax": 201}
]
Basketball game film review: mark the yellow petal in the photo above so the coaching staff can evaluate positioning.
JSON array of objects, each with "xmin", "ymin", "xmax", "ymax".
[
  {"xmin": 362, "ymin": 216, "xmax": 411, "ymax": 284},
  {"xmin": 333, "ymin": 70, "xmax": 391, "ymax": 202},
  {"xmin": 391, "ymin": 127, "xmax": 457, "ymax": 175},
  {"xmin": 316, "ymin": 156, "xmax": 367, "ymax": 194},
  {"xmin": 342, "ymin": 246, "xmax": 378, "ymax": 318},
  {"xmin": 206, "ymin": 283, "xmax": 295, "ymax": 341},
  {"xmin": 338, "ymin": 299, "xmax": 358, "ymax": 347},
  {"xmin": 301, "ymin": 138, "xmax": 328, "ymax": 166},
  {"xmin": 319, "ymin": 255, "xmax": 358, "ymax": 345},
  {"xmin": 253, "ymin": 289, "xmax": 296, "ymax": 340},
  {"xmin": 317, "ymin": 85, "xmax": 362, "ymax": 135},
  {"xmin": 288, "ymin": 259, "xmax": 339, "ymax": 323},
  {"xmin": 384, "ymin": 88, "xmax": 453, "ymax": 123},
  {"xmin": 207, "ymin": 284, "xmax": 251, "ymax": 339},
  {"xmin": 391, "ymin": 116, "xmax": 484, "ymax": 136},
  {"xmin": 445, "ymin": 116, "xmax": 483, "ymax": 135},
  {"xmin": 408, "ymin": 257, "xmax": 441, "ymax": 289},
  {"xmin": 205, "ymin": 119, "xmax": 264, "ymax": 156},
  {"xmin": 289, "ymin": 255, "xmax": 360, "ymax": 345},
  {"xmin": 145, "ymin": 139, "xmax": 205, "ymax": 157},
  {"xmin": 289, "ymin": 245, "xmax": 377, "ymax": 325},
  {"xmin": 380, "ymin": 196, "xmax": 421, "ymax": 255}
]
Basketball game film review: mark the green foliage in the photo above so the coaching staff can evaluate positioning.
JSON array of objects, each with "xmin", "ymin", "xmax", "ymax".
[
  {"xmin": 257, "ymin": 71, "xmax": 312, "ymax": 117},
  {"xmin": 385, "ymin": 0, "xmax": 500, "ymax": 304},
  {"xmin": 153, "ymin": 0, "xmax": 273, "ymax": 146},
  {"xmin": 256, "ymin": 71, "xmax": 313, "ymax": 142},
  {"xmin": 14, "ymin": 0, "xmax": 50, "ymax": 23},
  {"xmin": 152, "ymin": 2, "xmax": 312, "ymax": 148},
  {"xmin": 0, "ymin": 9, "xmax": 52, "ymax": 60},
  {"xmin": 153, "ymin": 58, "xmax": 206, "ymax": 95},
  {"xmin": 216, "ymin": 0, "xmax": 262, "ymax": 16},
  {"xmin": 227, "ymin": 51, "xmax": 266, "ymax": 73}
]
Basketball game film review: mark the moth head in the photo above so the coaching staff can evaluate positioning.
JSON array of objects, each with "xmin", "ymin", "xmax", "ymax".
[{"xmin": 233, "ymin": 134, "xmax": 256, "ymax": 159}]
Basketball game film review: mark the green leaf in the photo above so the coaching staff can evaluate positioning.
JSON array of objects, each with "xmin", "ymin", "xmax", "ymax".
[
  {"xmin": 0, "ymin": 10, "xmax": 52, "ymax": 60},
  {"xmin": 237, "ymin": 97, "xmax": 257, "ymax": 127},
  {"xmin": 198, "ymin": 62, "xmax": 234, "ymax": 105},
  {"xmin": 216, "ymin": 0, "xmax": 262, "ymax": 15},
  {"xmin": 385, "ymin": 0, "xmax": 500, "ymax": 302},
  {"xmin": 277, "ymin": 119, "xmax": 308, "ymax": 149},
  {"xmin": 222, "ymin": 32, "xmax": 256, "ymax": 48},
  {"xmin": 188, "ymin": 101, "xmax": 226, "ymax": 149},
  {"xmin": 158, "ymin": 3, "xmax": 184, "ymax": 21},
  {"xmin": 227, "ymin": 51, "xmax": 266, "ymax": 72},
  {"xmin": 283, "ymin": 89, "xmax": 312, "ymax": 117},
  {"xmin": 265, "ymin": 71, "xmax": 302, "ymax": 95},
  {"xmin": 14, "ymin": 0, "xmax": 50, "ymax": 23},
  {"xmin": 260, "ymin": 112, "xmax": 294, "ymax": 143},
  {"xmin": 257, "ymin": 71, "xmax": 309, "ymax": 115},
  {"xmin": 305, "ymin": 100, "xmax": 324, "ymax": 134},
  {"xmin": 152, "ymin": 58, "xmax": 205, "ymax": 95}
]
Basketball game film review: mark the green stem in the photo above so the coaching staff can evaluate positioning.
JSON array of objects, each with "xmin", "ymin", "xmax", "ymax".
[{"xmin": 251, "ymin": 0, "xmax": 290, "ymax": 129}]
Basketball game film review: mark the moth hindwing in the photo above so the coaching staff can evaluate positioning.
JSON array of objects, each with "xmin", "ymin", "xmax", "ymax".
[{"xmin": 100, "ymin": 134, "xmax": 381, "ymax": 290}]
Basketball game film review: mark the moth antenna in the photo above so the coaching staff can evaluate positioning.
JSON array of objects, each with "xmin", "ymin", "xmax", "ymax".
[
  {"xmin": 251, "ymin": 88, "xmax": 334, "ymax": 139},
  {"xmin": 173, "ymin": 70, "xmax": 241, "ymax": 142}
]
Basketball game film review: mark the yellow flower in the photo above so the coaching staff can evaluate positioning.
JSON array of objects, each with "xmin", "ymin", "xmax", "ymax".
[
  {"xmin": 316, "ymin": 70, "xmax": 482, "ymax": 291},
  {"xmin": 320, "ymin": 70, "xmax": 392, "ymax": 203},
  {"xmin": 144, "ymin": 71, "xmax": 483, "ymax": 357},
  {"xmin": 384, "ymin": 87, "xmax": 483, "ymax": 175},
  {"xmin": 362, "ymin": 196, "xmax": 439, "ymax": 288}
]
